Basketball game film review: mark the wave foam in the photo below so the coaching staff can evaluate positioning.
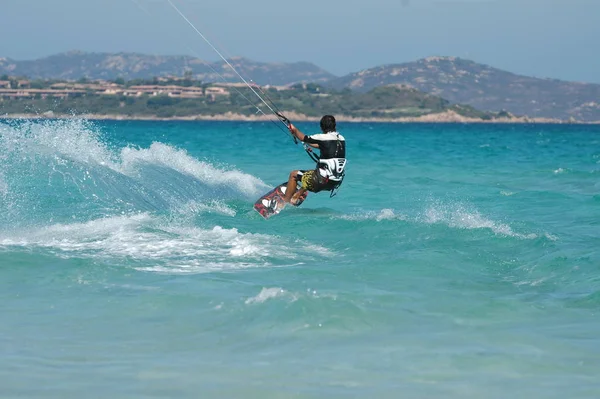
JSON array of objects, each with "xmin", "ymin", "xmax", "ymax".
[
  {"xmin": 244, "ymin": 287, "xmax": 337, "ymax": 305},
  {"xmin": 337, "ymin": 208, "xmax": 407, "ymax": 222},
  {"xmin": 0, "ymin": 214, "xmax": 333, "ymax": 274},
  {"xmin": 118, "ymin": 142, "xmax": 268, "ymax": 198},
  {"xmin": 333, "ymin": 201, "xmax": 543, "ymax": 240},
  {"xmin": 1, "ymin": 118, "xmax": 117, "ymax": 167},
  {"xmin": 245, "ymin": 287, "xmax": 290, "ymax": 304},
  {"xmin": 0, "ymin": 119, "xmax": 269, "ymax": 223},
  {"xmin": 0, "ymin": 173, "xmax": 6, "ymax": 198},
  {"xmin": 335, "ymin": 203, "xmax": 539, "ymax": 240},
  {"xmin": 177, "ymin": 200, "xmax": 237, "ymax": 217},
  {"xmin": 423, "ymin": 203, "xmax": 537, "ymax": 239}
]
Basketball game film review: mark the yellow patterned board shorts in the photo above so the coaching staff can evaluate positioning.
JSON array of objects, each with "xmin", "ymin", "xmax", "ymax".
[
  {"xmin": 298, "ymin": 169, "xmax": 337, "ymax": 193},
  {"xmin": 300, "ymin": 170, "xmax": 317, "ymax": 192}
]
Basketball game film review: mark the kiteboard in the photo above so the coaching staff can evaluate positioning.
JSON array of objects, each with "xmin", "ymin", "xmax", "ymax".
[{"xmin": 253, "ymin": 182, "xmax": 307, "ymax": 219}]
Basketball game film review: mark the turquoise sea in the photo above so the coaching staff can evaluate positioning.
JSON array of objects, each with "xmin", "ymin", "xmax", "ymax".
[{"xmin": 0, "ymin": 118, "xmax": 599, "ymax": 398}]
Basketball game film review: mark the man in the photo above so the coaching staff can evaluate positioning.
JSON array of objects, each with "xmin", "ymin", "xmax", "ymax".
[{"xmin": 283, "ymin": 115, "xmax": 347, "ymax": 204}]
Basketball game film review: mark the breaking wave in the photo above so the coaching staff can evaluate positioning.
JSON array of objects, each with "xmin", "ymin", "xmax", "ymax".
[{"xmin": 0, "ymin": 118, "xmax": 332, "ymax": 273}]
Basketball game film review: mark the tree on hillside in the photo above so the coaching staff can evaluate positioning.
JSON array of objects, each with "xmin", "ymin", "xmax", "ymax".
[
  {"xmin": 182, "ymin": 69, "xmax": 193, "ymax": 87},
  {"xmin": 305, "ymin": 83, "xmax": 321, "ymax": 93}
]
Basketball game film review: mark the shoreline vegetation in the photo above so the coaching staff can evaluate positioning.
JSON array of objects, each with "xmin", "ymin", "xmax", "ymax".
[
  {"xmin": 0, "ymin": 75, "xmax": 596, "ymax": 124},
  {"xmin": 2, "ymin": 110, "xmax": 591, "ymax": 124}
]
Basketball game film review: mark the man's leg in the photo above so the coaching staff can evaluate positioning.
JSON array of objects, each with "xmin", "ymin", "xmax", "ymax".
[{"xmin": 283, "ymin": 170, "xmax": 300, "ymax": 203}]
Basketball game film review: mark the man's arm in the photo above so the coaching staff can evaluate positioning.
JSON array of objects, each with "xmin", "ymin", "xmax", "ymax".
[{"xmin": 288, "ymin": 123, "xmax": 319, "ymax": 148}]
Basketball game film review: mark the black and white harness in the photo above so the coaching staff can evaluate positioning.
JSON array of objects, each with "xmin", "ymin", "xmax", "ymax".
[{"xmin": 303, "ymin": 132, "xmax": 347, "ymax": 197}]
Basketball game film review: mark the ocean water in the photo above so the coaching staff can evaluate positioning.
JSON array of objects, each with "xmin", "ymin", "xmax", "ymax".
[{"xmin": 0, "ymin": 118, "xmax": 599, "ymax": 398}]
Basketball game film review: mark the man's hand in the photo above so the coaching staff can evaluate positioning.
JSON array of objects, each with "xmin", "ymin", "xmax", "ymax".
[
  {"xmin": 288, "ymin": 123, "xmax": 299, "ymax": 136},
  {"xmin": 287, "ymin": 122, "xmax": 308, "ymax": 143},
  {"xmin": 288, "ymin": 123, "xmax": 300, "ymax": 142}
]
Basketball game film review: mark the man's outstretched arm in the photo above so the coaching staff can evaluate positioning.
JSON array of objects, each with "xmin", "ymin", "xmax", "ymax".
[{"xmin": 288, "ymin": 123, "xmax": 319, "ymax": 148}]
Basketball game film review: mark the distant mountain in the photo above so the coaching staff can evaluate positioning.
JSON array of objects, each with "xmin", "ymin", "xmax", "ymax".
[
  {"xmin": 3, "ymin": 52, "xmax": 600, "ymax": 121},
  {"xmin": 0, "ymin": 51, "xmax": 335, "ymax": 86},
  {"xmin": 328, "ymin": 57, "xmax": 600, "ymax": 122}
]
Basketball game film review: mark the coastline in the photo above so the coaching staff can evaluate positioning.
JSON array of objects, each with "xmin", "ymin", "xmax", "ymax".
[{"xmin": 1, "ymin": 110, "xmax": 597, "ymax": 124}]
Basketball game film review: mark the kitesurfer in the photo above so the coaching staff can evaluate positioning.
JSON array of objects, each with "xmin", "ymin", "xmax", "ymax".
[{"xmin": 283, "ymin": 115, "xmax": 347, "ymax": 204}]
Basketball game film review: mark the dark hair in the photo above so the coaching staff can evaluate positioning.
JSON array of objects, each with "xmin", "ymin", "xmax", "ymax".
[{"xmin": 320, "ymin": 115, "xmax": 336, "ymax": 133}]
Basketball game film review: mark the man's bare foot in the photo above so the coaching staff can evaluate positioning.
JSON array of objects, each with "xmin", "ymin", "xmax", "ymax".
[{"xmin": 290, "ymin": 191, "xmax": 307, "ymax": 206}]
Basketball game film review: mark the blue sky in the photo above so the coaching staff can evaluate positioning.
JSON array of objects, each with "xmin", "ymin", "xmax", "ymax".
[{"xmin": 1, "ymin": 0, "xmax": 599, "ymax": 83}]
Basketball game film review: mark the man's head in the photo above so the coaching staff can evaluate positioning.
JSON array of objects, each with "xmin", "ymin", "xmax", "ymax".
[{"xmin": 320, "ymin": 115, "xmax": 336, "ymax": 133}]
